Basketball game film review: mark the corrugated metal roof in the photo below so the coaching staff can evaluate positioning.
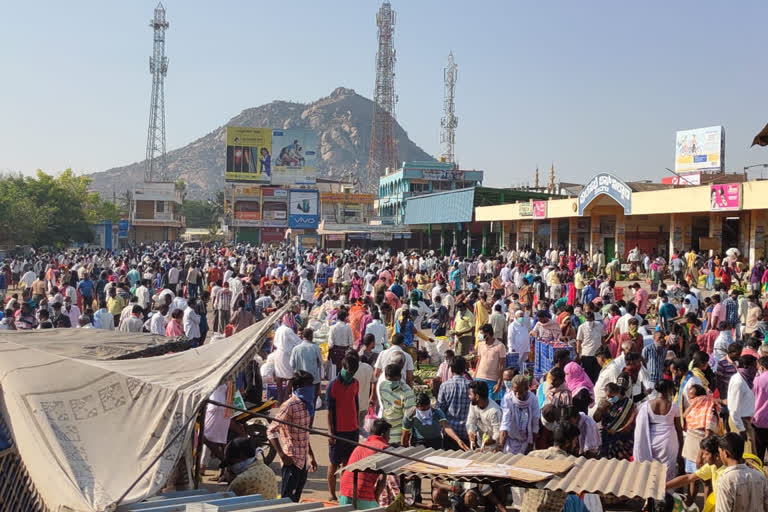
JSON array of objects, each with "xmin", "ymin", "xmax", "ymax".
[
  {"xmin": 117, "ymin": 489, "xmax": 370, "ymax": 512},
  {"xmin": 341, "ymin": 447, "xmax": 666, "ymax": 501},
  {"xmin": 404, "ymin": 187, "xmax": 476, "ymax": 225}
]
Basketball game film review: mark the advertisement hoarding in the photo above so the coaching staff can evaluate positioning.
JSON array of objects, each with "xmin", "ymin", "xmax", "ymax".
[
  {"xmin": 661, "ymin": 172, "xmax": 701, "ymax": 186},
  {"xmin": 288, "ymin": 189, "xmax": 319, "ymax": 229},
  {"xmin": 225, "ymin": 127, "xmax": 272, "ymax": 183},
  {"xmin": 710, "ymin": 183, "xmax": 741, "ymax": 211},
  {"xmin": 674, "ymin": 126, "xmax": 724, "ymax": 174},
  {"xmin": 271, "ymin": 129, "xmax": 318, "ymax": 185},
  {"xmin": 261, "ymin": 187, "xmax": 288, "ymax": 227},
  {"xmin": 533, "ymin": 201, "xmax": 547, "ymax": 219}
]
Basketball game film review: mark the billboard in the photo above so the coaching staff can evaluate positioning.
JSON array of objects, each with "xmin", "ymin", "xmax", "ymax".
[
  {"xmin": 710, "ymin": 183, "xmax": 741, "ymax": 211},
  {"xmin": 289, "ymin": 189, "xmax": 319, "ymax": 229},
  {"xmin": 261, "ymin": 187, "xmax": 288, "ymax": 227},
  {"xmin": 225, "ymin": 127, "xmax": 272, "ymax": 183},
  {"xmin": 271, "ymin": 129, "xmax": 317, "ymax": 185},
  {"xmin": 533, "ymin": 200, "xmax": 547, "ymax": 219},
  {"xmin": 674, "ymin": 126, "xmax": 724, "ymax": 174},
  {"xmin": 661, "ymin": 172, "xmax": 701, "ymax": 186}
]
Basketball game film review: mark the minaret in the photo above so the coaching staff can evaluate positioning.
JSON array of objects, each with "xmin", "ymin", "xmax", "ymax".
[
  {"xmin": 548, "ymin": 163, "xmax": 555, "ymax": 192},
  {"xmin": 534, "ymin": 166, "xmax": 540, "ymax": 189}
]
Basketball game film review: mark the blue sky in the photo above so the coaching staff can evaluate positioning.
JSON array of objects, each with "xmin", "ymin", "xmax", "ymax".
[{"xmin": 2, "ymin": 1, "xmax": 768, "ymax": 187}]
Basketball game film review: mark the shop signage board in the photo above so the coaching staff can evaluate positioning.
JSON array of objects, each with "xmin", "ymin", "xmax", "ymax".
[
  {"xmin": 710, "ymin": 183, "xmax": 741, "ymax": 211},
  {"xmin": 519, "ymin": 202, "xmax": 533, "ymax": 217},
  {"xmin": 577, "ymin": 173, "xmax": 632, "ymax": 216},
  {"xmin": 532, "ymin": 201, "xmax": 547, "ymax": 219},
  {"xmin": 288, "ymin": 189, "xmax": 319, "ymax": 229},
  {"xmin": 421, "ymin": 169, "xmax": 466, "ymax": 181}
]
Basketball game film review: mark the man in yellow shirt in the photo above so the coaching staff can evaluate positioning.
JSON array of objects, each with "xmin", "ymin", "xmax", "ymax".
[
  {"xmin": 666, "ymin": 435, "xmax": 723, "ymax": 511},
  {"xmin": 106, "ymin": 287, "xmax": 126, "ymax": 328},
  {"xmin": 454, "ymin": 301, "xmax": 475, "ymax": 356}
]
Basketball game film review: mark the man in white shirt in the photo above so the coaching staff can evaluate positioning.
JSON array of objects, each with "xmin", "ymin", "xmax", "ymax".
[
  {"xmin": 167, "ymin": 264, "xmax": 180, "ymax": 290},
  {"xmin": 144, "ymin": 304, "xmax": 169, "ymax": 335},
  {"xmin": 135, "ymin": 279, "xmax": 151, "ymax": 313},
  {"xmin": 615, "ymin": 302, "xmax": 641, "ymax": 335},
  {"xmin": 63, "ymin": 297, "xmax": 81, "ymax": 328},
  {"xmin": 364, "ymin": 309, "xmax": 387, "ymax": 353},
  {"xmin": 507, "ymin": 310, "xmax": 530, "ymax": 372},
  {"xmin": 20, "ymin": 268, "xmax": 36, "ymax": 289},
  {"xmin": 119, "ymin": 305, "xmax": 145, "ymax": 333},
  {"xmin": 466, "ymin": 380, "xmax": 502, "ymax": 450},
  {"xmin": 728, "ymin": 355, "xmax": 757, "ymax": 438},
  {"xmin": 576, "ymin": 310, "xmax": 604, "ymax": 382},
  {"xmin": 328, "ymin": 310, "xmax": 354, "ymax": 350},
  {"xmin": 93, "ymin": 300, "xmax": 114, "ymax": 330},
  {"xmin": 372, "ymin": 334, "xmax": 414, "ymax": 392},
  {"xmin": 183, "ymin": 298, "xmax": 202, "ymax": 342}
]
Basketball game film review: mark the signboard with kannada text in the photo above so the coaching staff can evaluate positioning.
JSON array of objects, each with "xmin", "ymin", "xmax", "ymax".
[
  {"xmin": 577, "ymin": 173, "xmax": 632, "ymax": 216},
  {"xmin": 533, "ymin": 201, "xmax": 547, "ymax": 219}
]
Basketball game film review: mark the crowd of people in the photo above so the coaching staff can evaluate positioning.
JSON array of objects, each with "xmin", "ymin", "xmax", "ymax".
[{"xmin": 2, "ymin": 242, "xmax": 768, "ymax": 511}]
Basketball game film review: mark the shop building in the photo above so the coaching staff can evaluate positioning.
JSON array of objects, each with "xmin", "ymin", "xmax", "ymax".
[
  {"xmin": 130, "ymin": 182, "xmax": 184, "ymax": 243},
  {"xmin": 475, "ymin": 173, "xmax": 768, "ymax": 265},
  {"xmin": 376, "ymin": 161, "xmax": 484, "ymax": 224}
]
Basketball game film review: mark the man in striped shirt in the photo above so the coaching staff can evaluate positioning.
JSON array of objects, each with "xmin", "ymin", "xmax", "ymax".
[{"xmin": 268, "ymin": 371, "xmax": 317, "ymax": 502}]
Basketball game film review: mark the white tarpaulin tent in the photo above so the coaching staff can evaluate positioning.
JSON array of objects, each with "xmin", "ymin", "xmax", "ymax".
[{"xmin": 0, "ymin": 308, "xmax": 283, "ymax": 512}]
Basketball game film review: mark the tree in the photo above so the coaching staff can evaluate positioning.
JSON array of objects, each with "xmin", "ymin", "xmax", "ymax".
[
  {"xmin": 175, "ymin": 178, "xmax": 187, "ymax": 202},
  {"xmin": 0, "ymin": 169, "xmax": 121, "ymax": 247}
]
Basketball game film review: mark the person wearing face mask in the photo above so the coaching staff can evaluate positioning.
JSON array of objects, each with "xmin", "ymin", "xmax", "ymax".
[
  {"xmin": 498, "ymin": 374, "xmax": 539, "ymax": 454},
  {"xmin": 594, "ymin": 381, "xmax": 637, "ymax": 460},
  {"xmin": 507, "ymin": 310, "xmax": 530, "ymax": 373},
  {"xmin": 402, "ymin": 392, "xmax": 468, "ymax": 504},
  {"xmin": 633, "ymin": 380, "xmax": 683, "ymax": 481},
  {"xmin": 326, "ymin": 352, "xmax": 360, "ymax": 502},
  {"xmin": 377, "ymin": 363, "xmax": 415, "ymax": 445}
]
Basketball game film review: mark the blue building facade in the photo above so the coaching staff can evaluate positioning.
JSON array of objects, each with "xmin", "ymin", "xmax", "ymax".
[{"xmin": 377, "ymin": 161, "xmax": 483, "ymax": 224}]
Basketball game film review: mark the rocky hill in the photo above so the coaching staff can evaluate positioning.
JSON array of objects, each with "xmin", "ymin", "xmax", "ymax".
[{"xmin": 88, "ymin": 87, "xmax": 435, "ymax": 199}]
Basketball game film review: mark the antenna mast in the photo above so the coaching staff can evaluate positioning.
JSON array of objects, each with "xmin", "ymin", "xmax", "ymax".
[
  {"xmin": 145, "ymin": 2, "xmax": 169, "ymax": 182},
  {"xmin": 366, "ymin": 1, "xmax": 397, "ymax": 193},
  {"xmin": 440, "ymin": 52, "xmax": 458, "ymax": 164}
]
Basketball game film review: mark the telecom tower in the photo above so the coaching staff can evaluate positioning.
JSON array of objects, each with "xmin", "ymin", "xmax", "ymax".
[
  {"xmin": 145, "ymin": 2, "xmax": 169, "ymax": 182},
  {"xmin": 440, "ymin": 52, "xmax": 458, "ymax": 164},
  {"xmin": 367, "ymin": 1, "xmax": 397, "ymax": 193}
]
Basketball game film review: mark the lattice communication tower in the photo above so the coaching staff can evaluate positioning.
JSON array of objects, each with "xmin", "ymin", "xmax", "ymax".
[
  {"xmin": 367, "ymin": 1, "xmax": 398, "ymax": 193},
  {"xmin": 440, "ymin": 52, "xmax": 458, "ymax": 164},
  {"xmin": 145, "ymin": 2, "xmax": 169, "ymax": 182}
]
